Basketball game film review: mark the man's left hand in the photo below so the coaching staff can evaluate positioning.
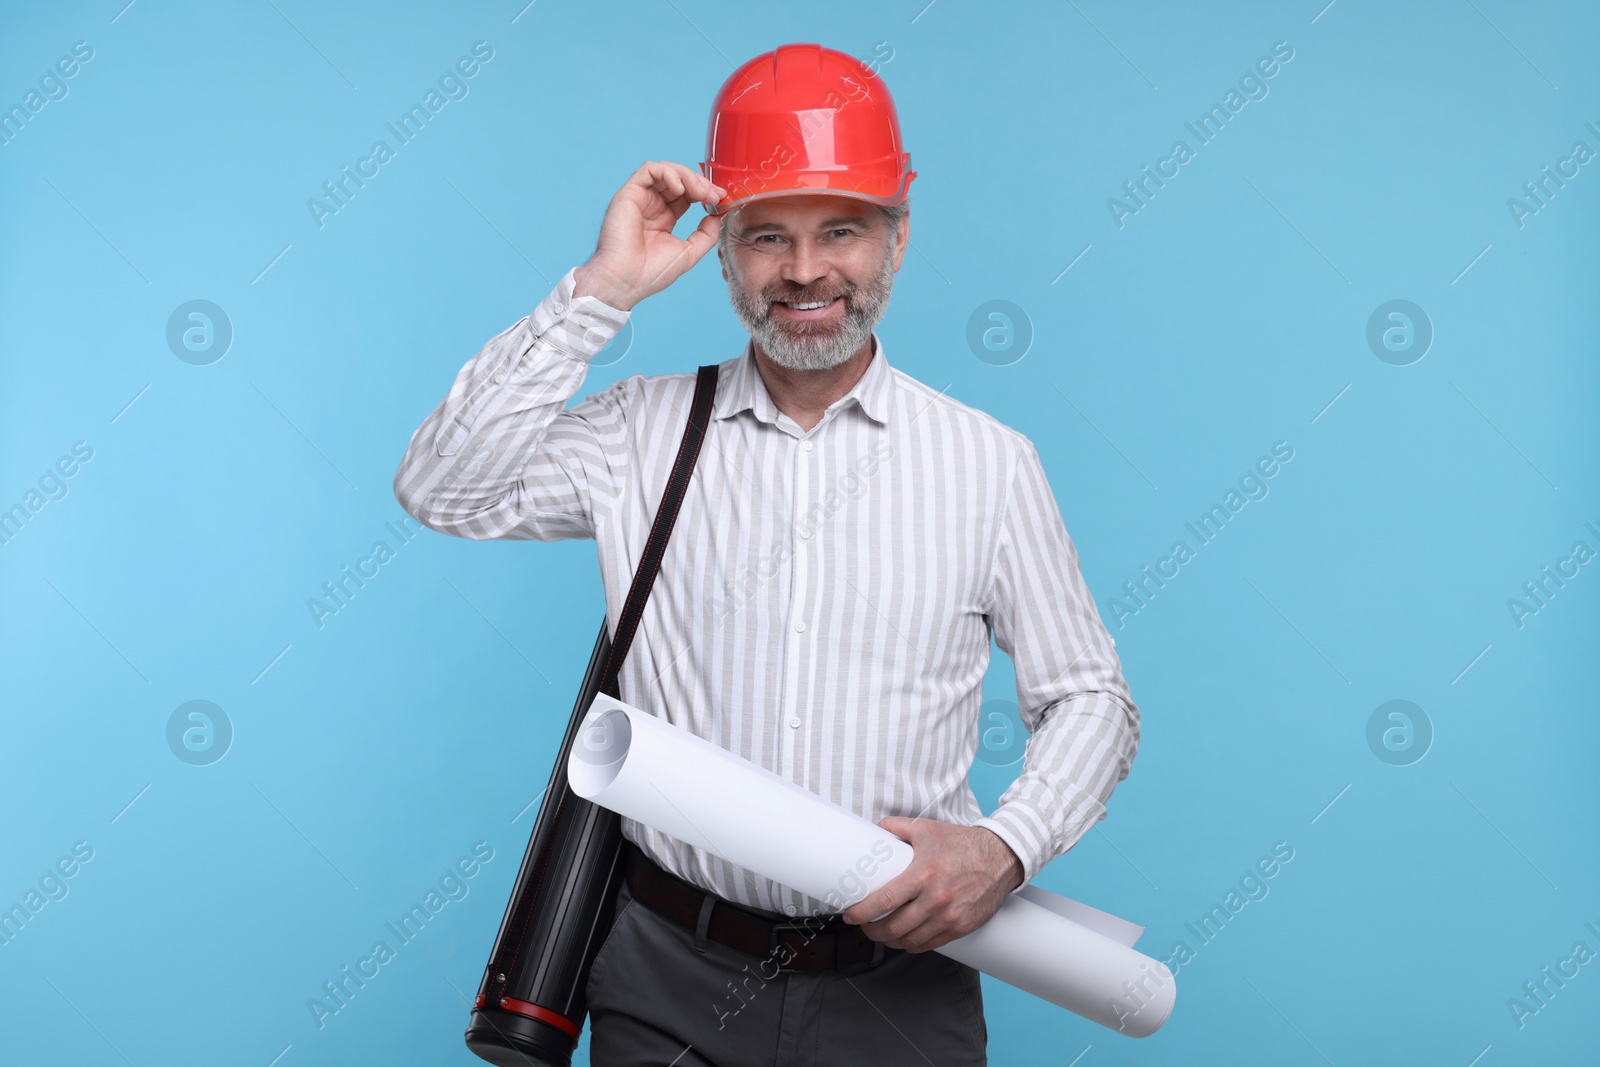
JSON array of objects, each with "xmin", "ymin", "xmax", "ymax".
[{"xmin": 841, "ymin": 818, "xmax": 1024, "ymax": 953}]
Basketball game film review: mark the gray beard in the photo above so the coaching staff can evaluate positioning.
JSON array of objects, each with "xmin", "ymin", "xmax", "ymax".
[{"xmin": 726, "ymin": 244, "xmax": 896, "ymax": 372}]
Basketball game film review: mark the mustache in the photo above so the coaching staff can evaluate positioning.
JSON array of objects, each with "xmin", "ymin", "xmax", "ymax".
[{"xmin": 761, "ymin": 283, "xmax": 853, "ymax": 306}]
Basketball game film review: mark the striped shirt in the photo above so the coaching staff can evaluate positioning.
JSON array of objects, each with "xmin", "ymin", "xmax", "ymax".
[{"xmin": 393, "ymin": 268, "xmax": 1140, "ymax": 916}]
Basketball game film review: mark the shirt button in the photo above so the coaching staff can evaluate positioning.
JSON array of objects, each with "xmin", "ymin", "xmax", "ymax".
[
  {"xmin": 788, "ymin": 718, "xmax": 801, "ymax": 729},
  {"xmin": 801, "ymin": 440, "xmax": 813, "ymax": 452},
  {"xmin": 799, "ymin": 527, "xmax": 811, "ymax": 540},
  {"xmin": 493, "ymin": 371, "xmax": 505, "ymax": 384},
  {"xmin": 793, "ymin": 620, "xmax": 806, "ymax": 633}
]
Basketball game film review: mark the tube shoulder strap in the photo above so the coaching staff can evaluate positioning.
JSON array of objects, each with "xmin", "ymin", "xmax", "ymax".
[{"xmin": 598, "ymin": 363, "xmax": 719, "ymax": 695}]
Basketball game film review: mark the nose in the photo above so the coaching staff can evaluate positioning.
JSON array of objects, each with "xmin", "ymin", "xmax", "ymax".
[{"xmin": 780, "ymin": 237, "xmax": 829, "ymax": 289}]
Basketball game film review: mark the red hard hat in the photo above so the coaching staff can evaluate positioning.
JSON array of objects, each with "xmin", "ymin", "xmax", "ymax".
[{"xmin": 701, "ymin": 43, "xmax": 915, "ymax": 215}]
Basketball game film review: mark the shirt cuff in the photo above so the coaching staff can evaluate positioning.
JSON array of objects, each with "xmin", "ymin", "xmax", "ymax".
[
  {"xmin": 975, "ymin": 791, "xmax": 1108, "ymax": 889},
  {"xmin": 527, "ymin": 268, "xmax": 632, "ymax": 362}
]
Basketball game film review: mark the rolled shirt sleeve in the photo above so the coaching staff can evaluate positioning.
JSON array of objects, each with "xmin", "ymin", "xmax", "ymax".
[
  {"xmin": 392, "ymin": 268, "xmax": 634, "ymax": 541},
  {"xmin": 973, "ymin": 437, "xmax": 1141, "ymax": 887}
]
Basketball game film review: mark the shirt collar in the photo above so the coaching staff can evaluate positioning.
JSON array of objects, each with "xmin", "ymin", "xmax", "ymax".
[{"xmin": 711, "ymin": 334, "xmax": 893, "ymax": 428}]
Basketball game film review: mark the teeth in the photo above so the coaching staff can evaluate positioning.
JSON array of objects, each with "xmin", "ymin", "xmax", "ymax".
[{"xmin": 785, "ymin": 299, "xmax": 833, "ymax": 310}]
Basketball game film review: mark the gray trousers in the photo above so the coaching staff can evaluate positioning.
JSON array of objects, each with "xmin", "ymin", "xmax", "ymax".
[{"xmin": 585, "ymin": 878, "xmax": 988, "ymax": 1066}]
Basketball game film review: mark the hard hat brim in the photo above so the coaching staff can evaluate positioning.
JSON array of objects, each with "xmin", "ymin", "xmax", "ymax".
[{"xmin": 703, "ymin": 165, "xmax": 915, "ymax": 217}]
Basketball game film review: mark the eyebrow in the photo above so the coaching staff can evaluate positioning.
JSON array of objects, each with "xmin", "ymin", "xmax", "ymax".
[{"xmin": 735, "ymin": 216, "xmax": 874, "ymax": 236}]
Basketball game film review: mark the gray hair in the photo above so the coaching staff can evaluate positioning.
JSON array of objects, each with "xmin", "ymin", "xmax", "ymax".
[{"xmin": 873, "ymin": 200, "xmax": 910, "ymax": 232}]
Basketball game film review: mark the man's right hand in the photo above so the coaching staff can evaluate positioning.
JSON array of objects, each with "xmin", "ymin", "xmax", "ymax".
[{"xmin": 571, "ymin": 161, "xmax": 727, "ymax": 312}]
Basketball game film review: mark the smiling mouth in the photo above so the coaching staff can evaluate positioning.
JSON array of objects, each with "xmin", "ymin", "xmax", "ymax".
[{"xmin": 770, "ymin": 296, "xmax": 845, "ymax": 322}]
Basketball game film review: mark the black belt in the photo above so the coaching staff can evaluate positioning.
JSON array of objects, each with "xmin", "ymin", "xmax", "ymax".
[{"xmin": 623, "ymin": 843, "xmax": 888, "ymax": 974}]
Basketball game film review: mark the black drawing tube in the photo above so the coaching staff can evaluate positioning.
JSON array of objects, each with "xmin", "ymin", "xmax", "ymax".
[{"xmin": 465, "ymin": 619, "xmax": 625, "ymax": 1067}]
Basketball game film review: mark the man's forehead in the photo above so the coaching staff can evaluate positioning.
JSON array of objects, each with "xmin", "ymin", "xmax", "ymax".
[{"xmin": 730, "ymin": 195, "xmax": 878, "ymax": 230}]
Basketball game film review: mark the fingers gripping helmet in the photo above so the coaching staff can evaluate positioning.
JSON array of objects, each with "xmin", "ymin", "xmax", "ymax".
[{"xmin": 700, "ymin": 43, "xmax": 916, "ymax": 215}]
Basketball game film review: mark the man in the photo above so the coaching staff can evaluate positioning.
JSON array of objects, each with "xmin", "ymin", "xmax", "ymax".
[{"xmin": 394, "ymin": 43, "xmax": 1138, "ymax": 1066}]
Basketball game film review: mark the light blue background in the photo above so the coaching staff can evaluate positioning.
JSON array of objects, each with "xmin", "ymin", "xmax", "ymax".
[{"xmin": 2, "ymin": 2, "xmax": 1596, "ymax": 1065}]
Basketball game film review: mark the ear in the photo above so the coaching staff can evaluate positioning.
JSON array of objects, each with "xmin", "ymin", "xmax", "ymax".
[
  {"xmin": 891, "ymin": 212, "xmax": 910, "ymax": 272},
  {"xmin": 718, "ymin": 245, "xmax": 729, "ymax": 283}
]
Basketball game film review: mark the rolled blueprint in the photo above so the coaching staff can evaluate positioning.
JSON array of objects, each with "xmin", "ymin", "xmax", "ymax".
[{"xmin": 567, "ymin": 694, "xmax": 1175, "ymax": 1037}]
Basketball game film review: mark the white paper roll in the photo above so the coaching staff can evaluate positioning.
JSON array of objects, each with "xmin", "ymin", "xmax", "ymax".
[{"xmin": 567, "ymin": 694, "xmax": 1175, "ymax": 1037}]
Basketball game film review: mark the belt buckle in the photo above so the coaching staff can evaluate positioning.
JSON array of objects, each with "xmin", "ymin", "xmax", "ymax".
[{"xmin": 767, "ymin": 920, "xmax": 825, "ymax": 974}]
